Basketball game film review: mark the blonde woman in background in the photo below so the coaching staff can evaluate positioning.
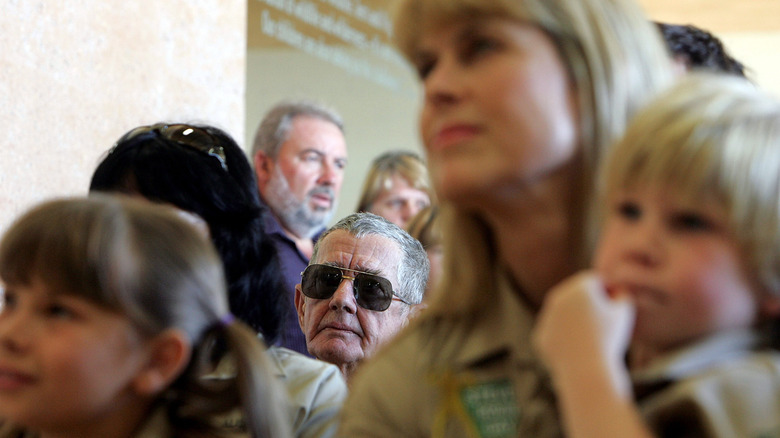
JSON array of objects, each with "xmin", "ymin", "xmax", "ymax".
[
  {"xmin": 339, "ymin": 0, "xmax": 674, "ymax": 436},
  {"xmin": 356, "ymin": 151, "xmax": 434, "ymax": 228}
]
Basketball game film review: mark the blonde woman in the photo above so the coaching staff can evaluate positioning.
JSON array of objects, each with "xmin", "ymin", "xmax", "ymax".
[
  {"xmin": 356, "ymin": 151, "xmax": 434, "ymax": 228},
  {"xmin": 340, "ymin": 0, "xmax": 674, "ymax": 436}
]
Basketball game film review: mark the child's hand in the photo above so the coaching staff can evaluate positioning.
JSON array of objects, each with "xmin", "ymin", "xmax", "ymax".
[{"xmin": 533, "ymin": 271, "xmax": 635, "ymax": 386}]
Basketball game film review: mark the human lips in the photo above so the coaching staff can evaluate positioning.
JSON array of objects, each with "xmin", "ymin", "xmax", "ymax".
[
  {"xmin": 0, "ymin": 365, "xmax": 36, "ymax": 391},
  {"xmin": 428, "ymin": 123, "xmax": 481, "ymax": 152},
  {"xmin": 609, "ymin": 282, "xmax": 667, "ymax": 305},
  {"xmin": 308, "ymin": 187, "xmax": 334, "ymax": 209},
  {"xmin": 319, "ymin": 321, "xmax": 361, "ymax": 337}
]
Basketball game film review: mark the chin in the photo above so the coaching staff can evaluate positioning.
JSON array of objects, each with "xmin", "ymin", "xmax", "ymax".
[{"xmin": 435, "ymin": 176, "xmax": 498, "ymax": 211}]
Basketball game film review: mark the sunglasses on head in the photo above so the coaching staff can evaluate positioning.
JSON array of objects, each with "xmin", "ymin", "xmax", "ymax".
[
  {"xmin": 300, "ymin": 264, "xmax": 410, "ymax": 311},
  {"xmin": 116, "ymin": 124, "xmax": 228, "ymax": 171}
]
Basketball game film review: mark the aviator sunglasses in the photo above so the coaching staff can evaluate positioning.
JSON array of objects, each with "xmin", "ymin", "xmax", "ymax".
[
  {"xmin": 115, "ymin": 124, "xmax": 228, "ymax": 171},
  {"xmin": 300, "ymin": 264, "xmax": 411, "ymax": 311}
]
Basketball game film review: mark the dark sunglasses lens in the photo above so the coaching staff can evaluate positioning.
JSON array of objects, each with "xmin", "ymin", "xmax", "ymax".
[
  {"xmin": 302, "ymin": 265, "xmax": 342, "ymax": 299},
  {"xmin": 354, "ymin": 274, "xmax": 393, "ymax": 311},
  {"xmin": 302, "ymin": 265, "xmax": 394, "ymax": 311},
  {"xmin": 165, "ymin": 125, "xmax": 211, "ymax": 148},
  {"xmin": 162, "ymin": 125, "xmax": 228, "ymax": 171}
]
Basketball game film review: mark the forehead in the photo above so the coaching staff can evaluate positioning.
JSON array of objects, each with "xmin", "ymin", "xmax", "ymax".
[
  {"xmin": 314, "ymin": 230, "xmax": 402, "ymax": 280},
  {"xmin": 382, "ymin": 173, "xmax": 414, "ymax": 191},
  {"xmin": 279, "ymin": 116, "xmax": 347, "ymax": 157}
]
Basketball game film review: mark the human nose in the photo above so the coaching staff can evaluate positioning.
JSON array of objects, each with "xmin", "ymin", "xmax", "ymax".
[
  {"xmin": 401, "ymin": 202, "xmax": 418, "ymax": 224},
  {"xmin": 621, "ymin": 218, "xmax": 663, "ymax": 267},
  {"xmin": 328, "ymin": 277, "xmax": 358, "ymax": 314},
  {"xmin": 317, "ymin": 159, "xmax": 342, "ymax": 187},
  {"xmin": 423, "ymin": 54, "xmax": 462, "ymax": 108},
  {"xmin": 0, "ymin": 307, "xmax": 33, "ymax": 354}
]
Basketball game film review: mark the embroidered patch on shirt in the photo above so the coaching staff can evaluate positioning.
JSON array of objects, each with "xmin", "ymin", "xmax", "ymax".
[{"xmin": 460, "ymin": 379, "xmax": 518, "ymax": 437}]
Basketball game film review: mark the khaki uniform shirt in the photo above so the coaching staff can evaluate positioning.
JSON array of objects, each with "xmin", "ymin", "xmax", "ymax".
[
  {"xmin": 215, "ymin": 346, "xmax": 347, "ymax": 438},
  {"xmin": 339, "ymin": 271, "xmax": 562, "ymax": 438},
  {"xmin": 633, "ymin": 330, "xmax": 780, "ymax": 438},
  {"xmin": 269, "ymin": 346, "xmax": 348, "ymax": 438}
]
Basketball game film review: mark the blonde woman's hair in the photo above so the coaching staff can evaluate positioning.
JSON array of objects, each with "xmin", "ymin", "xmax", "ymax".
[
  {"xmin": 406, "ymin": 205, "xmax": 442, "ymax": 251},
  {"xmin": 355, "ymin": 150, "xmax": 434, "ymax": 213},
  {"xmin": 603, "ymin": 74, "xmax": 780, "ymax": 296},
  {"xmin": 393, "ymin": 0, "xmax": 675, "ymax": 315},
  {"xmin": 0, "ymin": 195, "xmax": 291, "ymax": 438}
]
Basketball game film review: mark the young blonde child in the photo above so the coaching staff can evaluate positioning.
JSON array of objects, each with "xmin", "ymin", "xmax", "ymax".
[
  {"xmin": 0, "ymin": 196, "xmax": 291, "ymax": 438},
  {"xmin": 534, "ymin": 74, "xmax": 780, "ymax": 437}
]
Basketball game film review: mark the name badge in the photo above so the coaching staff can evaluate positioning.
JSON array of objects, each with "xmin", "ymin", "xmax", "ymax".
[{"xmin": 460, "ymin": 379, "xmax": 518, "ymax": 437}]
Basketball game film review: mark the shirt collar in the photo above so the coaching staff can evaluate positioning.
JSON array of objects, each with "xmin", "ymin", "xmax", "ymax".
[{"xmin": 632, "ymin": 329, "xmax": 761, "ymax": 383}]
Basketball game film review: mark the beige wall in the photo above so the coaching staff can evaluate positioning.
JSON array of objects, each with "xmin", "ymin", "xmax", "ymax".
[
  {"xmin": 3, "ymin": 0, "xmax": 778, "ymax": 234},
  {"xmin": 639, "ymin": 0, "xmax": 780, "ymax": 97},
  {"xmin": 245, "ymin": 0, "xmax": 420, "ymax": 224},
  {"xmin": 0, "ymin": 0, "xmax": 246, "ymax": 234}
]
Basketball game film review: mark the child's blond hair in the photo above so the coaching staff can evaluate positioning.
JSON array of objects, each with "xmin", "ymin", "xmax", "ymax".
[{"xmin": 602, "ymin": 74, "xmax": 780, "ymax": 297}]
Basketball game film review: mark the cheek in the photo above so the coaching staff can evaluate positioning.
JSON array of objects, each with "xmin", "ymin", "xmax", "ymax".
[
  {"xmin": 673, "ymin": 248, "xmax": 758, "ymax": 322},
  {"xmin": 303, "ymin": 302, "xmax": 325, "ymax": 333},
  {"xmin": 498, "ymin": 65, "xmax": 578, "ymax": 163}
]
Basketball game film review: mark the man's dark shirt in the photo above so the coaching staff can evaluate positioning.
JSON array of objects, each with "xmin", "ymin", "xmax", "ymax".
[{"xmin": 260, "ymin": 199, "xmax": 323, "ymax": 357}]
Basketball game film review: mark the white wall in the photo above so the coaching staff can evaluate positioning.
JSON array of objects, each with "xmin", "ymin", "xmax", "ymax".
[{"xmin": 0, "ymin": 0, "xmax": 247, "ymax": 233}]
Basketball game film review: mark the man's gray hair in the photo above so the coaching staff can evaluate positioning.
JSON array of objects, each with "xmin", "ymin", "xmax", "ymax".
[
  {"xmin": 251, "ymin": 99, "xmax": 344, "ymax": 160},
  {"xmin": 311, "ymin": 212, "xmax": 429, "ymax": 305}
]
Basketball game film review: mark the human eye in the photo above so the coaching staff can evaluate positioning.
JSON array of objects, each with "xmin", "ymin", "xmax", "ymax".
[
  {"xmin": 387, "ymin": 198, "xmax": 405, "ymax": 209},
  {"xmin": 0, "ymin": 289, "xmax": 17, "ymax": 313},
  {"xmin": 414, "ymin": 53, "xmax": 436, "ymax": 80},
  {"xmin": 415, "ymin": 199, "xmax": 430, "ymax": 209},
  {"xmin": 615, "ymin": 200, "xmax": 642, "ymax": 221},
  {"xmin": 44, "ymin": 300, "xmax": 78, "ymax": 320},
  {"xmin": 670, "ymin": 211, "xmax": 715, "ymax": 232},
  {"xmin": 300, "ymin": 151, "xmax": 322, "ymax": 163},
  {"xmin": 334, "ymin": 158, "xmax": 347, "ymax": 170},
  {"xmin": 459, "ymin": 34, "xmax": 502, "ymax": 64}
]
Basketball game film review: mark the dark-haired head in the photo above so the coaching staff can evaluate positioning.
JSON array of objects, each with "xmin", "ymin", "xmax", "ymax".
[
  {"xmin": 89, "ymin": 123, "xmax": 286, "ymax": 342},
  {"xmin": 656, "ymin": 22, "xmax": 747, "ymax": 77}
]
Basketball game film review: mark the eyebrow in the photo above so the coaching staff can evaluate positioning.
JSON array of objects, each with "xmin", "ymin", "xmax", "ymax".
[
  {"xmin": 300, "ymin": 148, "xmax": 348, "ymax": 163},
  {"xmin": 322, "ymin": 261, "xmax": 384, "ymax": 277}
]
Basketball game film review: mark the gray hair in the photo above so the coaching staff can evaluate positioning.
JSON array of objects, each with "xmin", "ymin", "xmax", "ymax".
[
  {"xmin": 311, "ymin": 212, "xmax": 429, "ymax": 305},
  {"xmin": 251, "ymin": 99, "xmax": 345, "ymax": 160}
]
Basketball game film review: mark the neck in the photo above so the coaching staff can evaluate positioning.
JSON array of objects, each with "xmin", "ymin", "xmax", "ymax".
[
  {"xmin": 263, "ymin": 205, "xmax": 316, "ymax": 258},
  {"xmin": 280, "ymin": 222, "xmax": 315, "ymax": 259},
  {"xmin": 481, "ymin": 160, "xmax": 583, "ymax": 307},
  {"xmin": 339, "ymin": 361, "xmax": 359, "ymax": 383}
]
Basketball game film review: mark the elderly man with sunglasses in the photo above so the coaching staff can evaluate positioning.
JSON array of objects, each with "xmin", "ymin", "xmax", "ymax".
[{"xmin": 295, "ymin": 212, "xmax": 429, "ymax": 380}]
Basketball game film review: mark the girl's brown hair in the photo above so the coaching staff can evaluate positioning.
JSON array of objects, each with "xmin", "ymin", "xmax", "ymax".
[{"xmin": 0, "ymin": 195, "xmax": 291, "ymax": 437}]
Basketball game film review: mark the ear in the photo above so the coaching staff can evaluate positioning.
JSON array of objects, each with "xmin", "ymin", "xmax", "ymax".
[
  {"xmin": 294, "ymin": 285, "xmax": 306, "ymax": 331},
  {"xmin": 132, "ymin": 329, "xmax": 191, "ymax": 396},
  {"xmin": 408, "ymin": 302, "xmax": 427, "ymax": 321},
  {"xmin": 253, "ymin": 151, "xmax": 273, "ymax": 190}
]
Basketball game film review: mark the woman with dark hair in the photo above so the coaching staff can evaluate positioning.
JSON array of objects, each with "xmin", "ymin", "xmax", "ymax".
[
  {"xmin": 90, "ymin": 123, "xmax": 284, "ymax": 341},
  {"xmin": 90, "ymin": 123, "xmax": 346, "ymax": 438}
]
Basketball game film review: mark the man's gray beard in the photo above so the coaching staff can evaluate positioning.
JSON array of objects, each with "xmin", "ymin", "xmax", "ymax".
[{"xmin": 265, "ymin": 169, "xmax": 336, "ymax": 239}]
